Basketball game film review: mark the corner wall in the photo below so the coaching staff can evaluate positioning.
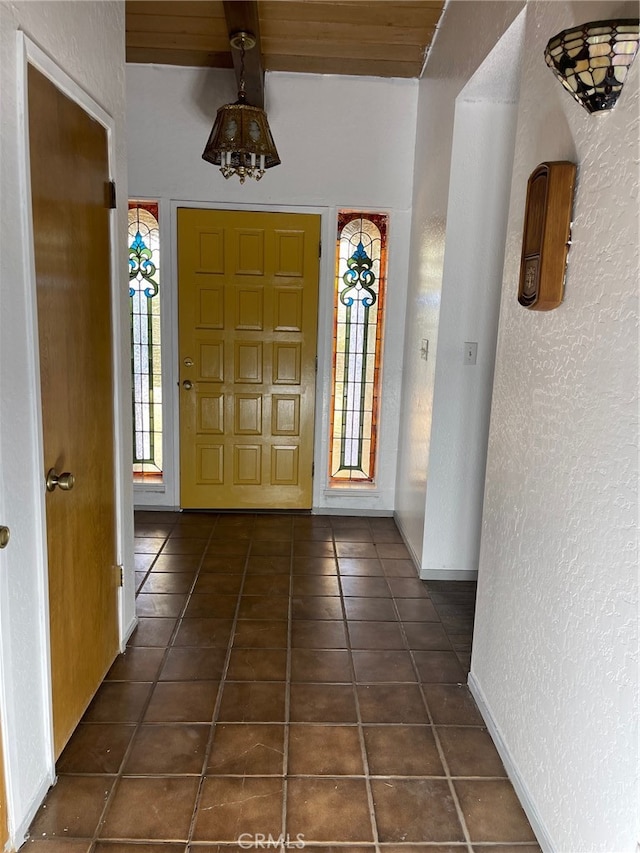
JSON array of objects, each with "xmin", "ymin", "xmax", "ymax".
[
  {"xmin": 0, "ymin": 2, "xmax": 131, "ymax": 845},
  {"xmin": 472, "ymin": 1, "xmax": 639, "ymax": 849},
  {"xmin": 395, "ymin": 1, "xmax": 525, "ymax": 562},
  {"xmin": 420, "ymin": 87, "xmax": 520, "ymax": 579}
]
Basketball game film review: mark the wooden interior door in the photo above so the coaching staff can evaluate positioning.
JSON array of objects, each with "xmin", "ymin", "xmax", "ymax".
[
  {"xmin": 178, "ymin": 208, "xmax": 321, "ymax": 509},
  {"xmin": 29, "ymin": 65, "xmax": 120, "ymax": 757}
]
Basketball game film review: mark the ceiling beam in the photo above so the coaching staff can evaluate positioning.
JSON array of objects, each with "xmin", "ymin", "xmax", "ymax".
[{"xmin": 223, "ymin": 0, "xmax": 264, "ymax": 108}]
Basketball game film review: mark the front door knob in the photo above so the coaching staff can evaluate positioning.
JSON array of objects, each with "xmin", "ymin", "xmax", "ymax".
[
  {"xmin": 46, "ymin": 469, "xmax": 75, "ymax": 492},
  {"xmin": 182, "ymin": 380, "xmax": 193, "ymax": 390}
]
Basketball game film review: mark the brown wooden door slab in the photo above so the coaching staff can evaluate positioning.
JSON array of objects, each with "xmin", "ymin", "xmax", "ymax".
[{"xmin": 28, "ymin": 65, "xmax": 119, "ymax": 757}]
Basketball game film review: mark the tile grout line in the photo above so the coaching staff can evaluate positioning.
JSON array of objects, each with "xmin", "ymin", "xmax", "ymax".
[
  {"xmin": 122, "ymin": 516, "xmax": 222, "ymax": 844},
  {"xmin": 391, "ymin": 581, "xmax": 474, "ymax": 853},
  {"xmin": 88, "ymin": 513, "xmax": 192, "ymax": 850},
  {"xmin": 428, "ymin": 594, "xmax": 476, "ymax": 672},
  {"xmin": 186, "ymin": 515, "xmax": 255, "ymax": 847},
  {"xmin": 281, "ymin": 518, "xmax": 294, "ymax": 843},
  {"xmin": 336, "ymin": 521, "xmax": 380, "ymax": 852}
]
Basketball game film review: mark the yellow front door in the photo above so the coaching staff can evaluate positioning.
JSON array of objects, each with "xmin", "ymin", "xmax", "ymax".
[
  {"xmin": 29, "ymin": 65, "xmax": 120, "ymax": 756},
  {"xmin": 178, "ymin": 208, "xmax": 320, "ymax": 509}
]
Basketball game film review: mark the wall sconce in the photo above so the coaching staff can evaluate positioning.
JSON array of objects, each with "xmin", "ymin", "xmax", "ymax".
[
  {"xmin": 202, "ymin": 31, "xmax": 280, "ymax": 182},
  {"xmin": 544, "ymin": 19, "xmax": 639, "ymax": 113}
]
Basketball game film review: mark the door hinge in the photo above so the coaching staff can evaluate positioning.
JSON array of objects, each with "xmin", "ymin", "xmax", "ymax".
[
  {"xmin": 312, "ymin": 461, "xmax": 315, "ymax": 477},
  {"xmin": 115, "ymin": 564, "xmax": 124, "ymax": 587},
  {"xmin": 107, "ymin": 180, "xmax": 117, "ymax": 210},
  {"xmin": 315, "ymin": 356, "xmax": 318, "ymax": 373},
  {"xmin": 318, "ymin": 240, "xmax": 322, "ymax": 258}
]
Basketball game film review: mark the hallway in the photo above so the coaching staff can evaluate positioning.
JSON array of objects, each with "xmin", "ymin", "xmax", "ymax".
[{"xmin": 25, "ymin": 511, "xmax": 538, "ymax": 850}]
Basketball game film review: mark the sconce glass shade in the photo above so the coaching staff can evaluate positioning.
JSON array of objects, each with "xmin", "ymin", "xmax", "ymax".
[
  {"xmin": 202, "ymin": 93, "xmax": 281, "ymax": 183},
  {"xmin": 544, "ymin": 19, "xmax": 639, "ymax": 113}
]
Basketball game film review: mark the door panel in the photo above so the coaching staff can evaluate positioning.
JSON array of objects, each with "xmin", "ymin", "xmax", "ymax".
[
  {"xmin": 28, "ymin": 65, "xmax": 119, "ymax": 757},
  {"xmin": 178, "ymin": 209, "xmax": 320, "ymax": 509}
]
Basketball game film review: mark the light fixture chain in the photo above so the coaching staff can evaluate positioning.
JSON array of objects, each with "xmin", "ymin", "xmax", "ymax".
[
  {"xmin": 202, "ymin": 29, "xmax": 281, "ymax": 181},
  {"xmin": 239, "ymin": 35, "xmax": 246, "ymax": 96}
]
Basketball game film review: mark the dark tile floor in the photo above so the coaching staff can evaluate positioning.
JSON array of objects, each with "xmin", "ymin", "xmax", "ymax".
[{"xmin": 23, "ymin": 512, "xmax": 539, "ymax": 853}]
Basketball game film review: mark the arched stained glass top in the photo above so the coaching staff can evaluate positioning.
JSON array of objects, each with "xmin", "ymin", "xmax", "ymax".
[{"xmin": 129, "ymin": 205, "xmax": 159, "ymax": 298}]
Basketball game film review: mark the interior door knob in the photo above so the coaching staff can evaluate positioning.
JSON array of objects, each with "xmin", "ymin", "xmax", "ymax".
[
  {"xmin": 46, "ymin": 469, "xmax": 75, "ymax": 492},
  {"xmin": 182, "ymin": 380, "xmax": 193, "ymax": 390}
]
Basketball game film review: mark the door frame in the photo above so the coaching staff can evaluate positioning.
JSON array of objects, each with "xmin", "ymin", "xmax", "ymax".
[
  {"xmin": 157, "ymin": 200, "xmax": 333, "ymax": 510},
  {"xmin": 1, "ymin": 33, "xmax": 131, "ymax": 845}
]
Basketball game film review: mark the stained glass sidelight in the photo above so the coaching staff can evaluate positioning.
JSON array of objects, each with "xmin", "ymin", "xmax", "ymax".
[
  {"xmin": 329, "ymin": 212, "xmax": 388, "ymax": 483},
  {"xmin": 128, "ymin": 201, "xmax": 162, "ymax": 480}
]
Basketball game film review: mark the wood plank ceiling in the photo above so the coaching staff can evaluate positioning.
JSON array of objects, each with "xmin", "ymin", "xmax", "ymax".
[{"xmin": 125, "ymin": 1, "xmax": 446, "ymax": 79}]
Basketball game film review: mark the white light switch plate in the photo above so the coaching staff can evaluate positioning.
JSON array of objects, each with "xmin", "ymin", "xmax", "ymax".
[{"xmin": 464, "ymin": 342, "xmax": 478, "ymax": 365}]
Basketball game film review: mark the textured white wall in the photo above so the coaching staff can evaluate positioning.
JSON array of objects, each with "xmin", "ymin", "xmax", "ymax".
[
  {"xmin": 395, "ymin": 1, "xmax": 525, "ymax": 560},
  {"xmin": 127, "ymin": 65, "xmax": 417, "ymax": 513},
  {"xmin": 0, "ymin": 2, "xmax": 131, "ymax": 845},
  {"xmin": 472, "ymin": 1, "xmax": 639, "ymax": 850}
]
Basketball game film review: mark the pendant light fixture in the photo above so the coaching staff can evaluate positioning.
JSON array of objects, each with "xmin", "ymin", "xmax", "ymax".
[{"xmin": 202, "ymin": 31, "xmax": 280, "ymax": 182}]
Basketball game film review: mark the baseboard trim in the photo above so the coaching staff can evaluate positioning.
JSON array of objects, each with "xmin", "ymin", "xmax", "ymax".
[
  {"xmin": 468, "ymin": 671, "xmax": 555, "ymax": 853},
  {"xmin": 12, "ymin": 769, "xmax": 55, "ymax": 851},
  {"xmin": 392, "ymin": 516, "xmax": 479, "ymax": 582},
  {"xmin": 419, "ymin": 568, "xmax": 478, "ymax": 581},
  {"xmin": 392, "ymin": 513, "xmax": 422, "ymax": 569},
  {"xmin": 133, "ymin": 504, "xmax": 180, "ymax": 512},
  {"xmin": 121, "ymin": 615, "xmax": 138, "ymax": 652},
  {"xmin": 312, "ymin": 507, "xmax": 393, "ymax": 517}
]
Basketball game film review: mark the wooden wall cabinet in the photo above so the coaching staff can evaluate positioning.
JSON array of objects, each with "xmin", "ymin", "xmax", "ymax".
[{"xmin": 518, "ymin": 161, "xmax": 577, "ymax": 311}]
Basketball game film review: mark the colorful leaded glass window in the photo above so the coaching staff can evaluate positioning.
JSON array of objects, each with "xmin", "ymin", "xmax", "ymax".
[
  {"xmin": 128, "ymin": 201, "xmax": 162, "ymax": 481},
  {"xmin": 329, "ymin": 212, "xmax": 388, "ymax": 483}
]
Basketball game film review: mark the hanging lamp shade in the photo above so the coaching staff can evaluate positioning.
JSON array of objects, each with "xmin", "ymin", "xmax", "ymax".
[
  {"xmin": 202, "ymin": 92, "xmax": 281, "ymax": 182},
  {"xmin": 202, "ymin": 30, "xmax": 280, "ymax": 183},
  {"xmin": 544, "ymin": 19, "xmax": 640, "ymax": 113}
]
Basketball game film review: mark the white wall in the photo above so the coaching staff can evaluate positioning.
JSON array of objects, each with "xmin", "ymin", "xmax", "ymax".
[
  {"xmin": 471, "ymin": 1, "xmax": 639, "ymax": 850},
  {"xmin": 0, "ymin": 2, "xmax": 132, "ymax": 846},
  {"xmin": 126, "ymin": 65, "xmax": 418, "ymax": 513},
  {"xmin": 420, "ymin": 17, "xmax": 524, "ymax": 579},
  {"xmin": 395, "ymin": 1, "xmax": 525, "ymax": 561}
]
